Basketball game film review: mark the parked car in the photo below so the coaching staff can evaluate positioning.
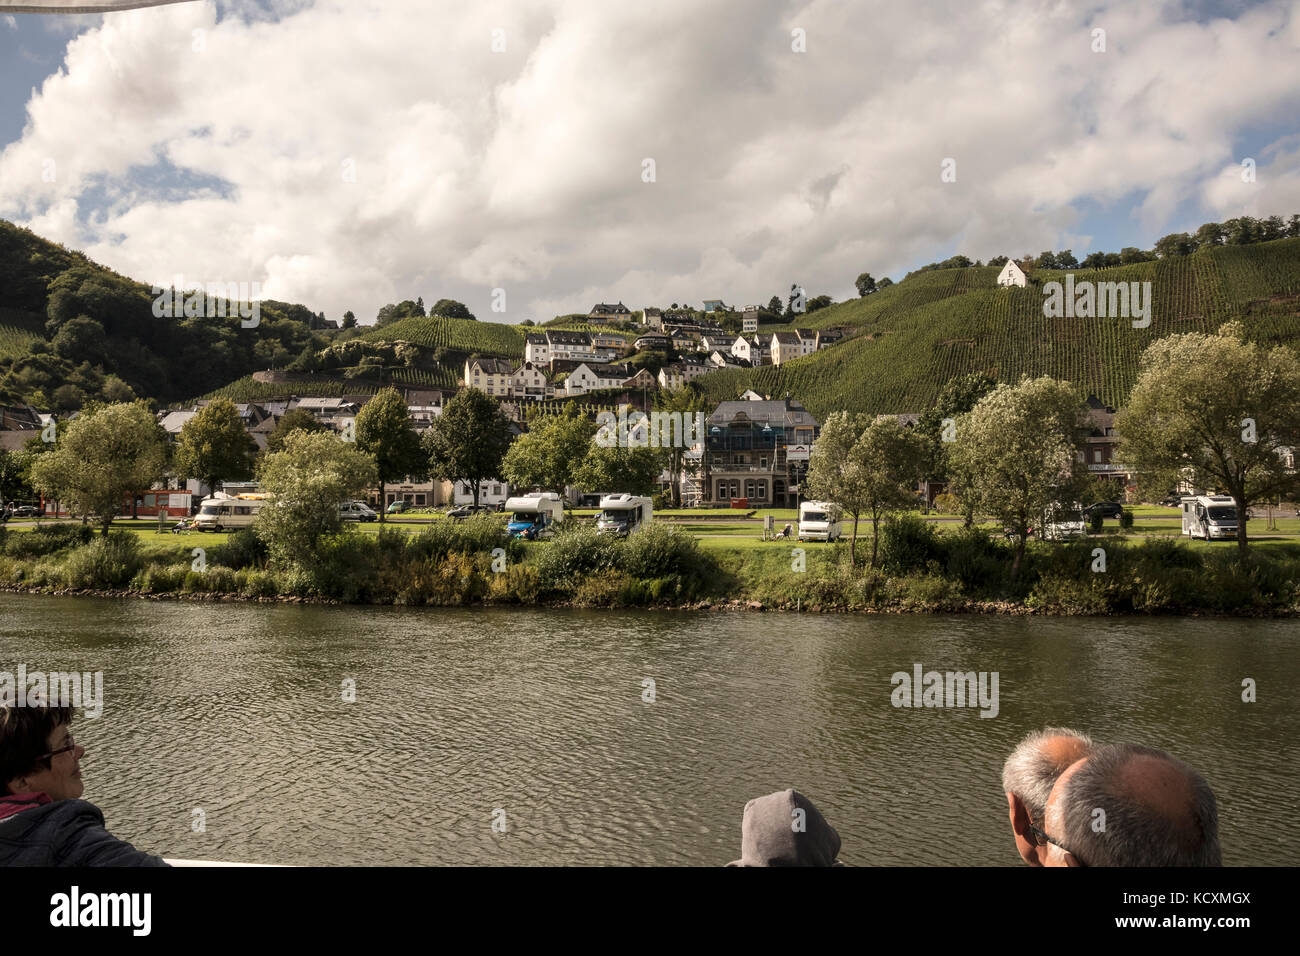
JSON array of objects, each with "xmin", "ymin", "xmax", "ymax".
[
  {"xmin": 1084, "ymin": 501, "xmax": 1124, "ymax": 519},
  {"xmin": 11, "ymin": 505, "xmax": 41, "ymax": 518},
  {"xmin": 340, "ymin": 500, "xmax": 378, "ymax": 522},
  {"xmin": 446, "ymin": 504, "xmax": 495, "ymax": 520},
  {"xmin": 386, "ymin": 500, "xmax": 410, "ymax": 515}
]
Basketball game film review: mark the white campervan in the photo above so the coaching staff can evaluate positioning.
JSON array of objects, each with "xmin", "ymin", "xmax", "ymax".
[
  {"xmin": 797, "ymin": 501, "xmax": 842, "ymax": 541},
  {"xmin": 1181, "ymin": 495, "xmax": 1241, "ymax": 541},
  {"xmin": 1040, "ymin": 503, "xmax": 1087, "ymax": 540},
  {"xmin": 596, "ymin": 494, "xmax": 652, "ymax": 537},
  {"xmin": 504, "ymin": 492, "xmax": 564, "ymax": 540},
  {"xmin": 194, "ymin": 493, "xmax": 269, "ymax": 531}
]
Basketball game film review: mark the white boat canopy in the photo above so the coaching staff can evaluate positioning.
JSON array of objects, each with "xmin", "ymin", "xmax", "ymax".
[{"xmin": 0, "ymin": 1, "xmax": 198, "ymax": 12}]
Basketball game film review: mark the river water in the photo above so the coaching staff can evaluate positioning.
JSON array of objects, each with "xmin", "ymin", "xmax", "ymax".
[{"xmin": 0, "ymin": 593, "xmax": 1294, "ymax": 866}]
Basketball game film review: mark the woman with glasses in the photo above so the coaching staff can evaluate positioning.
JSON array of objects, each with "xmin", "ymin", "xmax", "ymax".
[{"xmin": 0, "ymin": 704, "xmax": 169, "ymax": 866}]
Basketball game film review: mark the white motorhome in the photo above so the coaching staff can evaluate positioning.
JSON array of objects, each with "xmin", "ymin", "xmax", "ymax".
[
  {"xmin": 596, "ymin": 494, "xmax": 653, "ymax": 537},
  {"xmin": 797, "ymin": 500, "xmax": 842, "ymax": 541},
  {"xmin": 194, "ymin": 493, "xmax": 269, "ymax": 531},
  {"xmin": 1181, "ymin": 495, "xmax": 1241, "ymax": 541},
  {"xmin": 504, "ymin": 492, "xmax": 564, "ymax": 540},
  {"xmin": 1040, "ymin": 503, "xmax": 1087, "ymax": 540}
]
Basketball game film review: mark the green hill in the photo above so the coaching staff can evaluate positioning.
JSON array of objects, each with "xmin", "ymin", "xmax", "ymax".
[
  {"xmin": 0, "ymin": 219, "xmax": 328, "ymax": 409},
  {"xmin": 695, "ymin": 238, "xmax": 1300, "ymax": 417},
  {"xmin": 357, "ymin": 314, "xmax": 526, "ymax": 357}
]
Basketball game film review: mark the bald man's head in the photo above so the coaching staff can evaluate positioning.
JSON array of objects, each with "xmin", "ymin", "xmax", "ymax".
[{"xmin": 1046, "ymin": 743, "xmax": 1221, "ymax": 867}]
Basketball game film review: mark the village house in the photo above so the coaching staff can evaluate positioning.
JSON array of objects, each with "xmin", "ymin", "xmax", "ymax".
[
  {"xmin": 463, "ymin": 357, "xmax": 514, "ymax": 398},
  {"xmin": 730, "ymin": 334, "xmax": 770, "ymax": 366},
  {"xmin": 997, "ymin": 259, "xmax": 1030, "ymax": 288},
  {"xmin": 634, "ymin": 333, "xmax": 673, "ymax": 352},
  {"xmin": 769, "ymin": 331, "xmax": 807, "ymax": 366},
  {"xmin": 587, "ymin": 301, "xmax": 632, "ymax": 324},
  {"xmin": 641, "ymin": 307, "xmax": 663, "ymax": 329},
  {"xmin": 703, "ymin": 393, "xmax": 819, "ymax": 508},
  {"xmin": 511, "ymin": 361, "xmax": 553, "ymax": 401},
  {"xmin": 708, "ymin": 350, "xmax": 747, "ymax": 370}
]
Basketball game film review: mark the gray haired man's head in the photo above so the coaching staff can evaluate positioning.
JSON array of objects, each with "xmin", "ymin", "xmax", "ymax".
[
  {"xmin": 1003, "ymin": 727, "xmax": 1095, "ymax": 821},
  {"xmin": 1045, "ymin": 743, "xmax": 1221, "ymax": 867},
  {"xmin": 1003, "ymin": 727, "xmax": 1095, "ymax": 866}
]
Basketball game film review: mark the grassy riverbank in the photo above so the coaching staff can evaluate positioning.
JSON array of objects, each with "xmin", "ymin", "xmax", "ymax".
[{"xmin": 3, "ymin": 516, "xmax": 1300, "ymax": 615}]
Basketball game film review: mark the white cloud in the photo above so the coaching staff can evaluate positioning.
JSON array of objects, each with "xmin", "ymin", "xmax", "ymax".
[{"xmin": 0, "ymin": 0, "xmax": 1297, "ymax": 322}]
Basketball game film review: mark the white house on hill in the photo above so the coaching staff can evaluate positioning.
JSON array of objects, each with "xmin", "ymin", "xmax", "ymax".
[{"xmin": 997, "ymin": 260, "xmax": 1028, "ymax": 288}]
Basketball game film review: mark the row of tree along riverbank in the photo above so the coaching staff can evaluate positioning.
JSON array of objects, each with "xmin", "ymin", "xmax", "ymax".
[{"xmin": 2, "ymin": 518, "xmax": 1298, "ymax": 615}]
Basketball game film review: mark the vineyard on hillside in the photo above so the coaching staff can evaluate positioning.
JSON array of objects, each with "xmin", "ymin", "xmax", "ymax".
[
  {"xmin": 696, "ymin": 239, "xmax": 1300, "ymax": 419},
  {"xmin": 0, "ymin": 308, "xmax": 45, "ymax": 360},
  {"xmin": 189, "ymin": 376, "xmax": 381, "ymax": 405},
  {"xmin": 357, "ymin": 315, "xmax": 526, "ymax": 357}
]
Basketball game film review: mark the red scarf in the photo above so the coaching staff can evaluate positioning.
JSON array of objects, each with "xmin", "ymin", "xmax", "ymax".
[{"xmin": 0, "ymin": 791, "xmax": 52, "ymax": 822}]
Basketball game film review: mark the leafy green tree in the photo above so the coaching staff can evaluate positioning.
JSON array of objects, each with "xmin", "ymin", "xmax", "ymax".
[
  {"xmin": 254, "ymin": 430, "xmax": 377, "ymax": 569},
  {"xmin": 1154, "ymin": 232, "xmax": 1196, "ymax": 258},
  {"xmin": 341, "ymin": 310, "xmax": 357, "ymax": 329},
  {"xmin": 1116, "ymin": 322, "xmax": 1300, "ymax": 551},
  {"xmin": 0, "ymin": 448, "xmax": 37, "ymax": 505},
  {"xmin": 174, "ymin": 398, "xmax": 257, "ymax": 495},
  {"xmin": 767, "ymin": 295, "xmax": 783, "ymax": 314},
  {"xmin": 917, "ymin": 371, "xmax": 998, "ymax": 524},
  {"xmin": 429, "ymin": 298, "xmax": 475, "ymax": 321},
  {"xmin": 877, "ymin": 277, "xmax": 894, "ymax": 290},
  {"xmin": 654, "ymin": 386, "xmax": 708, "ymax": 507},
  {"xmin": 805, "ymin": 412, "xmax": 927, "ymax": 568},
  {"xmin": 30, "ymin": 401, "xmax": 169, "ymax": 535},
  {"xmin": 265, "ymin": 407, "xmax": 330, "ymax": 454},
  {"xmin": 423, "ymin": 388, "xmax": 513, "ymax": 507},
  {"xmin": 1056, "ymin": 250, "xmax": 1078, "ymax": 269},
  {"xmin": 1194, "ymin": 222, "xmax": 1225, "ymax": 250},
  {"xmin": 354, "ymin": 388, "xmax": 425, "ymax": 521},
  {"xmin": 948, "ymin": 377, "xmax": 1088, "ymax": 575},
  {"xmin": 574, "ymin": 443, "xmax": 663, "ymax": 497},
  {"xmin": 100, "ymin": 376, "xmax": 136, "ymax": 403},
  {"xmin": 50, "ymin": 384, "xmax": 86, "ymax": 412},
  {"xmin": 502, "ymin": 406, "xmax": 595, "ymax": 504},
  {"xmin": 855, "ymin": 272, "xmax": 877, "ymax": 297}
]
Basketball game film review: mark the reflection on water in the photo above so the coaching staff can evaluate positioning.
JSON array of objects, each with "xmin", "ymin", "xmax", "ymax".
[{"xmin": 0, "ymin": 593, "xmax": 1294, "ymax": 866}]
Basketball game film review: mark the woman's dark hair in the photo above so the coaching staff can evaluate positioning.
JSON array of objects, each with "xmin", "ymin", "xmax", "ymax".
[{"xmin": 0, "ymin": 705, "xmax": 74, "ymax": 794}]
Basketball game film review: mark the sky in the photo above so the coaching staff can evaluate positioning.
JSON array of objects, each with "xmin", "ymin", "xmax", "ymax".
[{"xmin": 0, "ymin": 0, "xmax": 1297, "ymax": 324}]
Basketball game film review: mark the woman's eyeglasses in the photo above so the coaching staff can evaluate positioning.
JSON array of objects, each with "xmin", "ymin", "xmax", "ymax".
[{"xmin": 37, "ymin": 735, "xmax": 77, "ymax": 761}]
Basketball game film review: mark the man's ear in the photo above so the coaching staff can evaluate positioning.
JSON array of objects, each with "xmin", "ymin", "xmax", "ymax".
[
  {"xmin": 1062, "ymin": 851, "xmax": 1083, "ymax": 867},
  {"xmin": 1007, "ymin": 792, "xmax": 1040, "ymax": 866}
]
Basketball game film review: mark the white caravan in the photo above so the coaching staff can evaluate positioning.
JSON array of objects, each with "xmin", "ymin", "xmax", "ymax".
[
  {"xmin": 1040, "ymin": 503, "xmax": 1087, "ymax": 540},
  {"xmin": 194, "ymin": 493, "xmax": 269, "ymax": 531},
  {"xmin": 596, "ymin": 494, "xmax": 653, "ymax": 537},
  {"xmin": 504, "ymin": 492, "xmax": 565, "ymax": 540},
  {"xmin": 797, "ymin": 501, "xmax": 842, "ymax": 541},
  {"xmin": 1181, "ymin": 495, "xmax": 1241, "ymax": 541}
]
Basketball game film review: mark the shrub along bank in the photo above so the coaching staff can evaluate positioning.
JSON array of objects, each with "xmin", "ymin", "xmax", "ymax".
[{"xmin": 1, "ymin": 518, "xmax": 1298, "ymax": 614}]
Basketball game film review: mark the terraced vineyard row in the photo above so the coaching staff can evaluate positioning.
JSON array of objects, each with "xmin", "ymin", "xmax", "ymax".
[
  {"xmin": 191, "ymin": 376, "xmax": 380, "ymax": 404},
  {"xmin": 388, "ymin": 366, "xmax": 459, "ymax": 389},
  {"xmin": 357, "ymin": 315, "xmax": 526, "ymax": 357}
]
